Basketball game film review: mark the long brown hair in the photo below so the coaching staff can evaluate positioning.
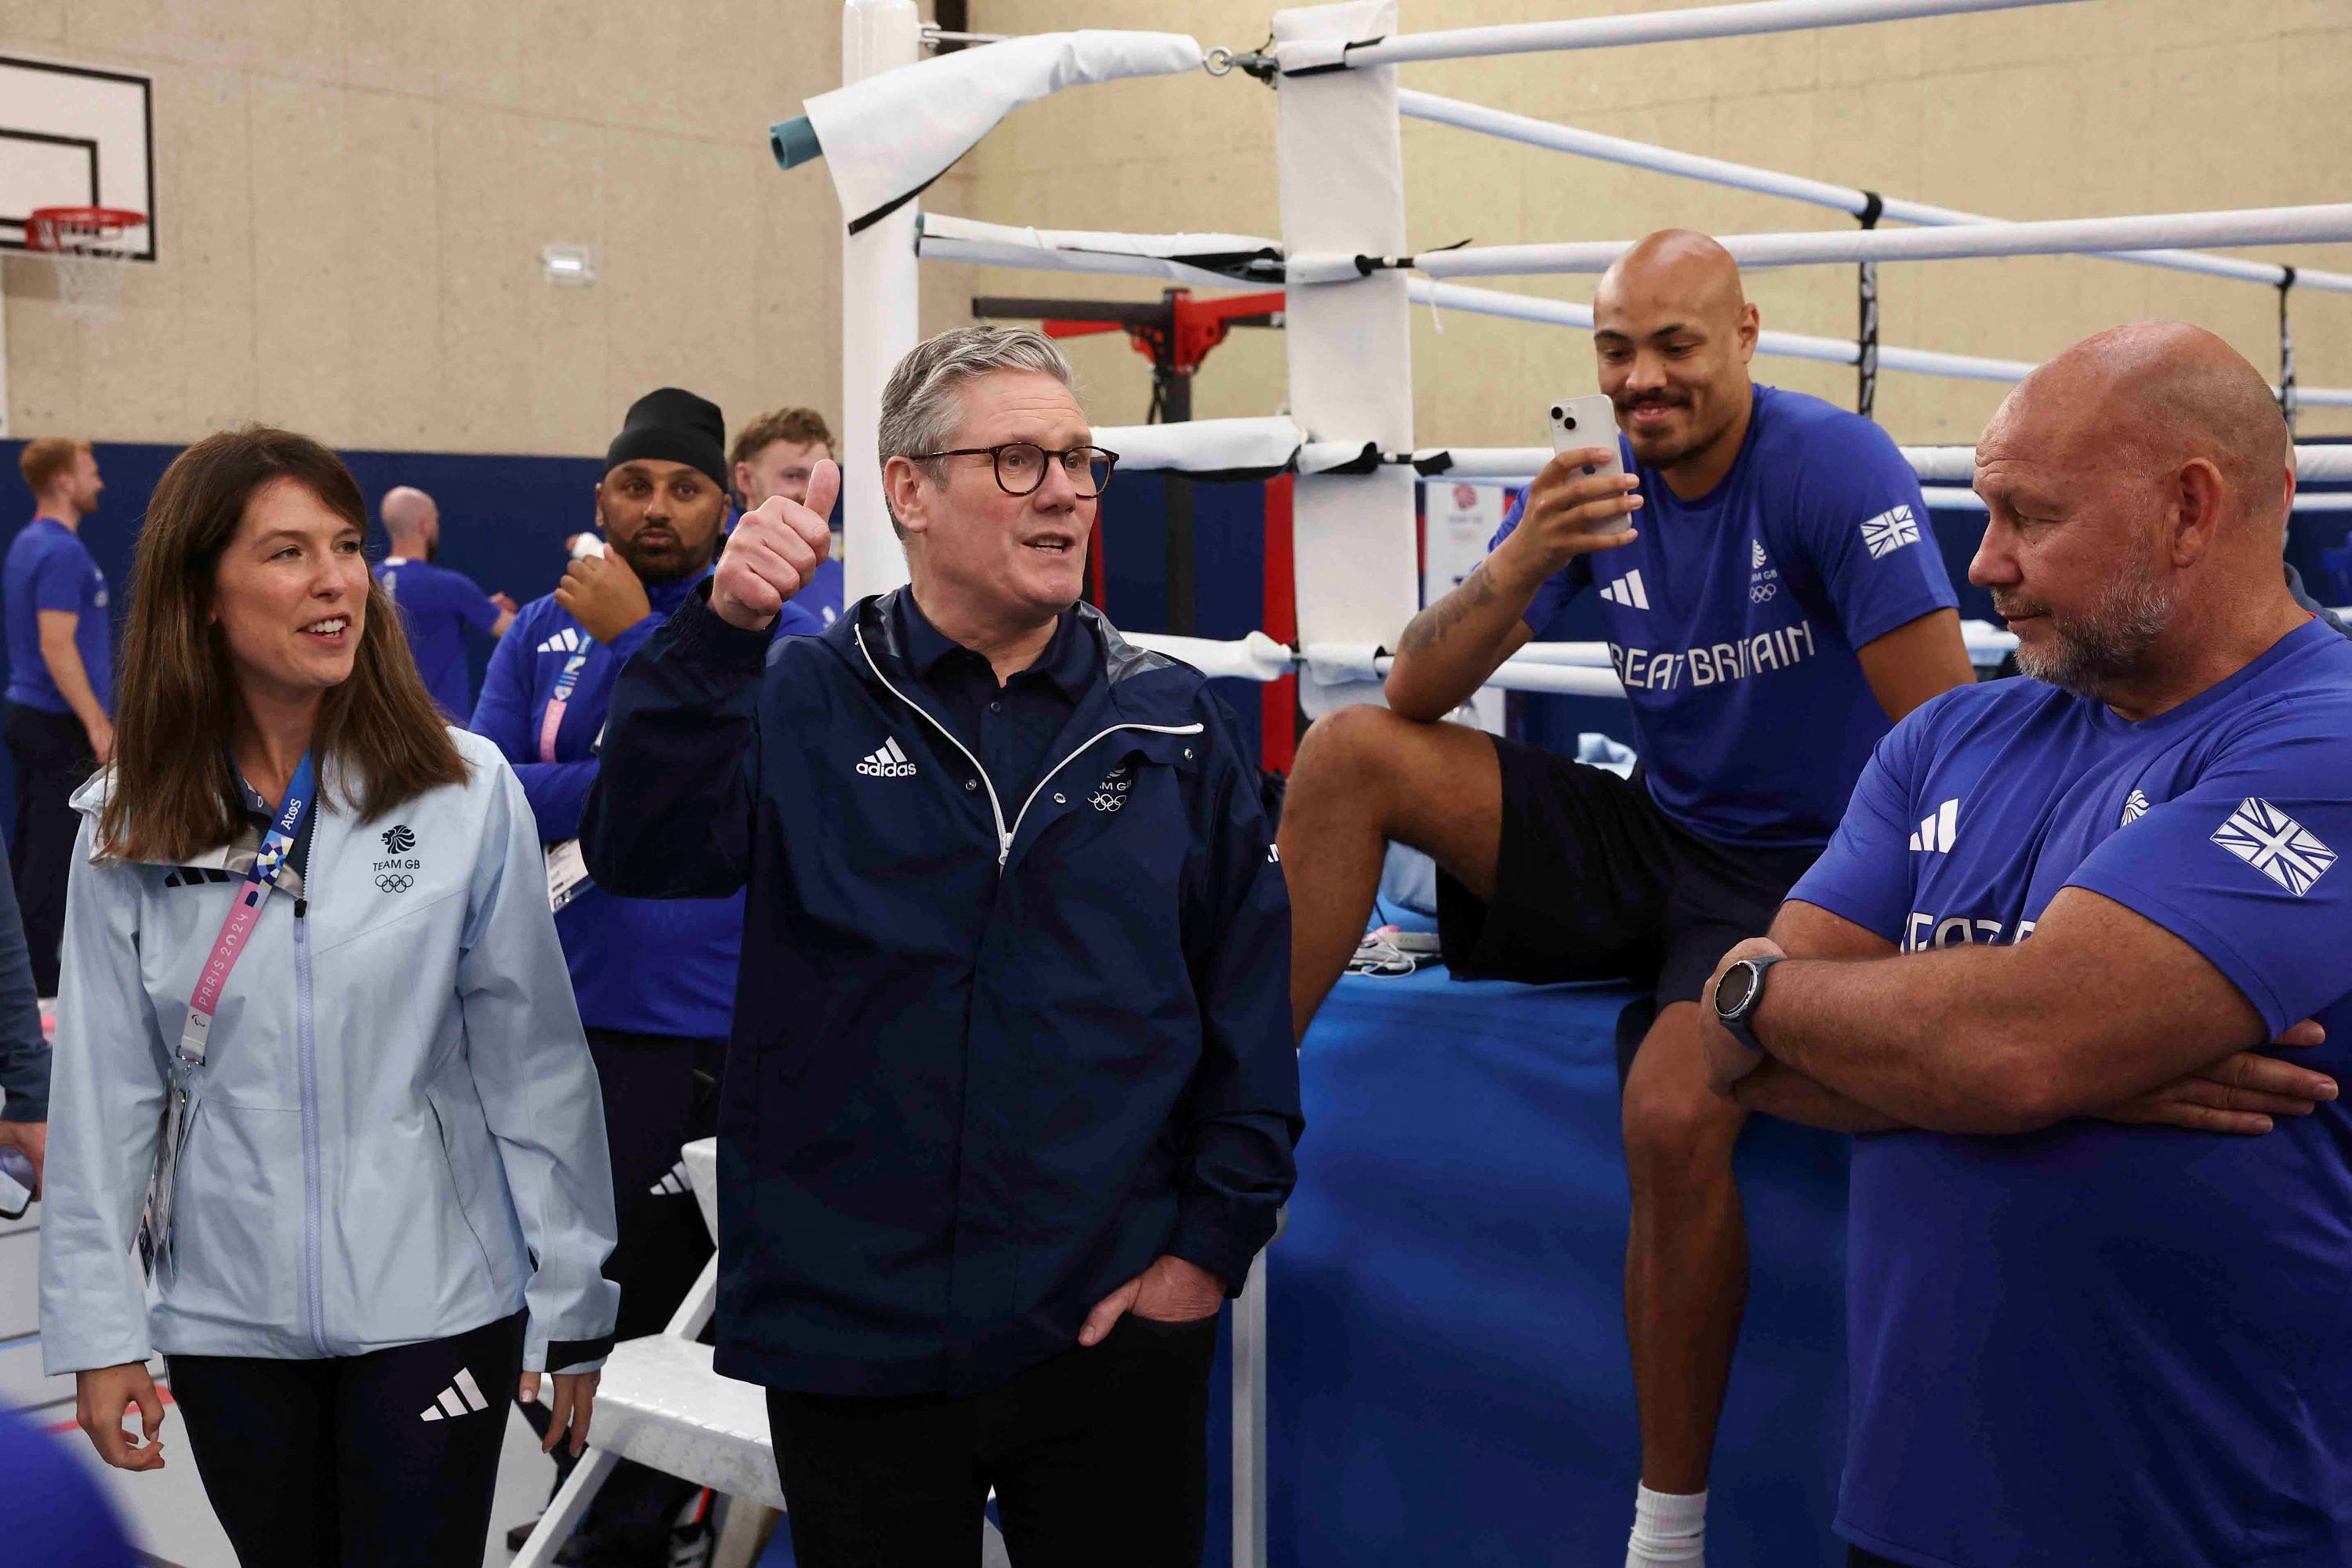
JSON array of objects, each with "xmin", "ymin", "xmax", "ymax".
[{"xmin": 99, "ymin": 427, "xmax": 466, "ymax": 862}]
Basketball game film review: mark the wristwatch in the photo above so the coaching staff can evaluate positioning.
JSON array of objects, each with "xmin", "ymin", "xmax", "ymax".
[{"xmin": 1711, "ymin": 954, "xmax": 1784, "ymax": 1057}]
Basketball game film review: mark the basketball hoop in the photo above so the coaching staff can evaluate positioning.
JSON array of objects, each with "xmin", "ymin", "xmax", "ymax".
[{"xmin": 24, "ymin": 205, "xmax": 147, "ymax": 322}]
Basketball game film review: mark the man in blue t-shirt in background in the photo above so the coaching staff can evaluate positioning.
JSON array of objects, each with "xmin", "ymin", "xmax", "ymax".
[
  {"xmin": 730, "ymin": 406, "xmax": 845, "ymax": 627},
  {"xmin": 1280, "ymin": 230, "xmax": 1980, "ymax": 1566},
  {"xmin": 5, "ymin": 437, "xmax": 112, "ymax": 997},
  {"xmin": 1702, "ymin": 322, "xmax": 2352, "ymax": 1568},
  {"xmin": 372, "ymin": 485, "xmax": 517, "ymax": 720}
]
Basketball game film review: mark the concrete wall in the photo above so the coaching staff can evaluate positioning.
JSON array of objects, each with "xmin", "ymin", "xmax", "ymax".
[
  {"xmin": 964, "ymin": 0, "xmax": 2352, "ymax": 446},
  {"xmin": 5, "ymin": 1, "xmax": 2350, "ymax": 454},
  {"xmin": 0, "ymin": 0, "xmax": 975, "ymax": 453}
]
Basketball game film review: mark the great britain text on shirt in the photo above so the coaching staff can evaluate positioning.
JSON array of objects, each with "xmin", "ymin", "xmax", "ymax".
[{"xmin": 1609, "ymin": 617, "xmax": 1818, "ymax": 693}]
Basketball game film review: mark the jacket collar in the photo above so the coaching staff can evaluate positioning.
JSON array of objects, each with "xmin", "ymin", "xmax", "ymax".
[
  {"xmin": 71, "ymin": 763, "xmax": 315, "ymax": 881},
  {"xmin": 644, "ymin": 568, "xmax": 710, "ymax": 618},
  {"xmin": 835, "ymin": 590, "xmax": 1194, "ymax": 720},
  {"xmin": 893, "ymin": 591, "xmax": 1094, "ymax": 699}
]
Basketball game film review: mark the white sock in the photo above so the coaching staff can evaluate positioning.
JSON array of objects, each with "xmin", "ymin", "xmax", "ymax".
[{"xmin": 1625, "ymin": 1483, "xmax": 1708, "ymax": 1568}]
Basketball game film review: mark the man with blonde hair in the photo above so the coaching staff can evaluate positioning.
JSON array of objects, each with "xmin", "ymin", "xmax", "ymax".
[
  {"xmin": 731, "ymin": 407, "xmax": 844, "ymax": 626},
  {"xmin": 6, "ymin": 437, "xmax": 111, "ymax": 995}
]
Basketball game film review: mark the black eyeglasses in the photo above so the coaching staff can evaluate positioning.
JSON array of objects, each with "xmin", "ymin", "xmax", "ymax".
[{"xmin": 909, "ymin": 442, "xmax": 1120, "ymax": 499}]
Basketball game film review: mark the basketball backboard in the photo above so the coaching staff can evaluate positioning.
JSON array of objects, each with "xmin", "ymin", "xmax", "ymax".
[{"xmin": 1, "ymin": 54, "xmax": 155, "ymax": 260}]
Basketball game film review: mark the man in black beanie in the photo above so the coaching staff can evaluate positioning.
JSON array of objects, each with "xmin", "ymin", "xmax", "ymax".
[{"xmin": 472, "ymin": 388, "xmax": 820, "ymax": 1564}]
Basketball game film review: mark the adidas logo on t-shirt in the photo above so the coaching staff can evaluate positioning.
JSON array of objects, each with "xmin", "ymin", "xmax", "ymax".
[
  {"xmin": 1860, "ymin": 504, "xmax": 1922, "ymax": 561},
  {"xmin": 857, "ymin": 737, "xmax": 917, "ymax": 779},
  {"xmin": 419, "ymin": 1368, "xmax": 490, "ymax": 1422},
  {"xmin": 1908, "ymin": 797, "xmax": 1959, "ymax": 853},
  {"xmin": 1599, "ymin": 568, "xmax": 1650, "ymax": 609},
  {"xmin": 537, "ymin": 627, "xmax": 585, "ymax": 655},
  {"xmin": 650, "ymin": 1160, "xmax": 691, "ymax": 1196}
]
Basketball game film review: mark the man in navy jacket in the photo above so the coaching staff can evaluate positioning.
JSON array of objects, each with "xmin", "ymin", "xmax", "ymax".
[{"xmin": 584, "ymin": 328, "xmax": 1298, "ymax": 1566}]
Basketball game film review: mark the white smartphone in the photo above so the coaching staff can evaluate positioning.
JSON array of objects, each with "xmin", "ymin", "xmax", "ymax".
[{"xmin": 1547, "ymin": 394, "xmax": 1633, "ymax": 534}]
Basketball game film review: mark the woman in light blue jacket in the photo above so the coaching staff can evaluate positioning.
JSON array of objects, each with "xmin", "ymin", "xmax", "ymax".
[{"xmin": 39, "ymin": 427, "xmax": 620, "ymax": 1568}]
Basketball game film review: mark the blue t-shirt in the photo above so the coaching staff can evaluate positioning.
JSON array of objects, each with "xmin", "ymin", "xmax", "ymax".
[
  {"xmin": 802, "ymin": 550, "xmax": 844, "ymax": 628},
  {"xmin": 375, "ymin": 557, "xmax": 502, "ymax": 720},
  {"xmin": 470, "ymin": 573, "xmax": 821, "ymax": 1040},
  {"xmin": 1791, "ymin": 616, "xmax": 2352, "ymax": 1568},
  {"xmin": 2, "ymin": 518, "xmax": 111, "ymax": 716},
  {"xmin": 1491, "ymin": 385, "xmax": 1956, "ymax": 845}
]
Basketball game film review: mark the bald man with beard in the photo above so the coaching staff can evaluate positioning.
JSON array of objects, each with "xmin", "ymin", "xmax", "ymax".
[
  {"xmin": 1699, "ymin": 322, "xmax": 2352, "ymax": 1567},
  {"xmin": 1281, "ymin": 230, "xmax": 1980, "ymax": 1563}
]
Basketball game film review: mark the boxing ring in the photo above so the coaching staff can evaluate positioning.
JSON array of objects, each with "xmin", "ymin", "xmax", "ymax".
[{"xmin": 518, "ymin": 4, "xmax": 2352, "ymax": 1565}]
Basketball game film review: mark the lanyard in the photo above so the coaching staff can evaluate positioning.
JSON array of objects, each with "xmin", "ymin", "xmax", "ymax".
[
  {"xmin": 538, "ymin": 649, "xmax": 590, "ymax": 763},
  {"xmin": 176, "ymin": 752, "xmax": 317, "ymax": 1069}
]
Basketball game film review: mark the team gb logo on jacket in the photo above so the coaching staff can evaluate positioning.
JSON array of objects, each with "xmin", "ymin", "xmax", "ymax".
[
  {"xmin": 376, "ymin": 823, "xmax": 420, "ymax": 893},
  {"xmin": 1091, "ymin": 763, "xmax": 1133, "ymax": 814}
]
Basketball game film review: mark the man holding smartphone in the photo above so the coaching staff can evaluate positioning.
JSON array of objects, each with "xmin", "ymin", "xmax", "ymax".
[{"xmin": 1279, "ymin": 229, "xmax": 1974, "ymax": 1566}]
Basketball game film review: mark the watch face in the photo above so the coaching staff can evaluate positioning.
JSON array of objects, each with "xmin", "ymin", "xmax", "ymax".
[{"xmin": 1715, "ymin": 961, "xmax": 1759, "ymax": 1019}]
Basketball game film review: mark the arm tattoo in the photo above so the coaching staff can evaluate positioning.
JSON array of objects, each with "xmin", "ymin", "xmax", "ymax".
[{"xmin": 1394, "ymin": 560, "xmax": 1500, "ymax": 657}]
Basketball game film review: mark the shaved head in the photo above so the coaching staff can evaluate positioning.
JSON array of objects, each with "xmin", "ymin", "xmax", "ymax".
[
  {"xmin": 379, "ymin": 485, "xmax": 439, "ymax": 559},
  {"xmin": 380, "ymin": 486, "xmax": 434, "ymax": 537},
  {"xmin": 1970, "ymin": 321, "xmax": 2302, "ymax": 716},
  {"xmin": 1988, "ymin": 321, "xmax": 2290, "ymax": 532},
  {"xmin": 1595, "ymin": 229, "xmax": 1749, "ymax": 328},
  {"xmin": 1591, "ymin": 230, "xmax": 1760, "ymax": 487}
]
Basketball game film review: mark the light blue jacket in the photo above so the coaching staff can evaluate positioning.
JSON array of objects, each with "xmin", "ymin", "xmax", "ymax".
[{"xmin": 39, "ymin": 730, "xmax": 620, "ymax": 1375}]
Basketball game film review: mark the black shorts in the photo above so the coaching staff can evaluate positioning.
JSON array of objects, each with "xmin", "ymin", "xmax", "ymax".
[{"xmin": 1436, "ymin": 733, "xmax": 1821, "ymax": 1049}]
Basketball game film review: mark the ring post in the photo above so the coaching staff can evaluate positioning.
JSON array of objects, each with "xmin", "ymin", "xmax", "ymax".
[
  {"xmin": 1278, "ymin": 0, "xmax": 1417, "ymax": 717},
  {"xmin": 841, "ymin": 0, "xmax": 921, "ymax": 599}
]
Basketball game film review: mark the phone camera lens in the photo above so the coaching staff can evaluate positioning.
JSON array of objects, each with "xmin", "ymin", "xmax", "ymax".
[{"xmin": 1565, "ymin": 416, "xmax": 1577, "ymax": 430}]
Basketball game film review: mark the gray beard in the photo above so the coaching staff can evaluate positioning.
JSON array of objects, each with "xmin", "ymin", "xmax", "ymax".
[{"xmin": 2009, "ymin": 555, "xmax": 2180, "ymax": 699}]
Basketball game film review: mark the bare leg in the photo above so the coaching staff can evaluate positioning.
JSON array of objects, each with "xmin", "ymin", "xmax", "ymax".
[
  {"xmin": 1276, "ymin": 707, "xmax": 1504, "ymax": 1042},
  {"xmin": 1621, "ymin": 1002, "xmax": 1750, "ymax": 1496}
]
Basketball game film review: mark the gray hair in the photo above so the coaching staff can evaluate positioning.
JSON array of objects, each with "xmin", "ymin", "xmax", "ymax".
[{"xmin": 878, "ymin": 326, "xmax": 1079, "ymax": 536}]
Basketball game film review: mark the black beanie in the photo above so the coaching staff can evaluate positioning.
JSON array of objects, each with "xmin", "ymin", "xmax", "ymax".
[{"xmin": 605, "ymin": 387, "xmax": 729, "ymax": 493}]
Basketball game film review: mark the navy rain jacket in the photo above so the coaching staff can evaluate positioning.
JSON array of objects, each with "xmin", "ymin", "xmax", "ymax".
[{"xmin": 582, "ymin": 586, "xmax": 1300, "ymax": 1396}]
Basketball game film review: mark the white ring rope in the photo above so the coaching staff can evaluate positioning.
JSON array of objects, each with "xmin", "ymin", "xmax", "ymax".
[
  {"xmin": 1091, "ymin": 425, "xmax": 2352, "ymax": 490},
  {"xmin": 927, "ymin": 223, "xmax": 2348, "ymax": 402},
  {"xmin": 1272, "ymin": 0, "xmax": 2082, "ymax": 73},
  {"xmin": 1396, "ymin": 91, "xmax": 2352, "ymax": 296},
  {"xmin": 921, "ymin": 213, "xmax": 1283, "ymax": 288},
  {"xmin": 1904, "ymin": 445, "xmax": 2352, "ymax": 484},
  {"xmin": 1407, "ymin": 279, "xmax": 2042, "ymax": 383},
  {"xmin": 1322, "ymin": 204, "xmax": 2352, "ymax": 281}
]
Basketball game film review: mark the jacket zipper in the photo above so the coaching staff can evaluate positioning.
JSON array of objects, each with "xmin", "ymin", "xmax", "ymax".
[
  {"xmin": 292, "ymin": 884, "xmax": 329, "ymax": 1356},
  {"xmin": 855, "ymin": 624, "xmax": 1203, "ymax": 869}
]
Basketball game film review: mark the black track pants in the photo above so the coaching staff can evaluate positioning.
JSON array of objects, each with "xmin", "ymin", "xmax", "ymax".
[
  {"xmin": 165, "ymin": 1312, "xmax": 524, "ymax": 1568},
  {"xmin": 768, "ymin": 1312, "xmax": 1221, "ymax": 1568},
  {"xmin": 5, "ymin": 702, "xmax": 92, "ymax": 996}
]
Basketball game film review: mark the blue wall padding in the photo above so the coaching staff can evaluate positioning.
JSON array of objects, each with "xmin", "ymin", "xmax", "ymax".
[
  {"xmin": 1276, "ymin": 967, "xmax": 1851, "ymax": 1566},
  {"xmin": 1094, "ymin": 471, "xmax": 1269, "ymax": 767}
]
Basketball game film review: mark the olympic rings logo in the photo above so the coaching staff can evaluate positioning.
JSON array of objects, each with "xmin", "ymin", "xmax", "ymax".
[
  {"xmin": 1750, "ymin": 583, "xmax": 1778, "ymax": 602},
  {"xmin": 376, "ymin": 873, "xmax": 415, "ymax": 894}
]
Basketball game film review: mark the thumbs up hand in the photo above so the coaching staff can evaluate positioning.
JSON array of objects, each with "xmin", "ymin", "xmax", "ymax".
[{"xmin": 712, "ymin": 459, "xmax": 840, "ymax": 631}]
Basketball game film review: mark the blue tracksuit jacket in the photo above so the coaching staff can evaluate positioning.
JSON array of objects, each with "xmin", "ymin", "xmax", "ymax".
[{"xmin": 582, "ymin": 586, "xmax": 1300, "ymax": 1396}]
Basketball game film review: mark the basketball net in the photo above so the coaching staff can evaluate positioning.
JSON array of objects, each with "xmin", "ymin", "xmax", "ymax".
[{"xmin": 25, "ymin": 207, "xmax": 146, "ymax": 324}]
